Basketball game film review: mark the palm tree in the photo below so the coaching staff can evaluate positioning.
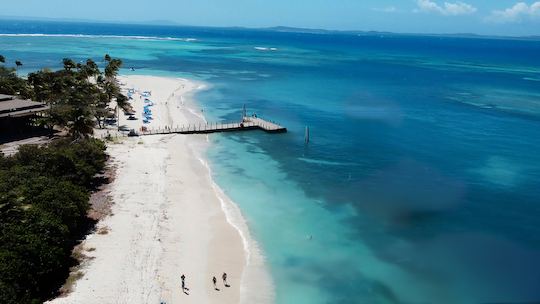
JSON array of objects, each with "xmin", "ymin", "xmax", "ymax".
[
  {"xmin": 104, "ymin": 58, "xmax": 122, "ymax": 79},
  {"xmin": 103, "ymin": 55, "xmax": 123, "ymax": 104},
  {"xmin": 62, "ymin": 58, "xmax": 76, "ymax": 71},
  {"xmin": 14, "ymin": 60, "xmax": 22, "ymax": 75},
  {"xmin": 82, "ymin": 59, "xmax": 100, "ymax": 78}
]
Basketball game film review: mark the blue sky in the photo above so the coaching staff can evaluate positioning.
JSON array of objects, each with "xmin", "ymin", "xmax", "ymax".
[{"xmin": 2, "ymin": 0, "xmax": 540, "ymax": 35}]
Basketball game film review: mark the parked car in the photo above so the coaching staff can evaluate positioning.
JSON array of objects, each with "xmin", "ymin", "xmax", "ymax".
[{"xmin": 128, "ymin": 129, "xmax": 139, "ymax": 137}]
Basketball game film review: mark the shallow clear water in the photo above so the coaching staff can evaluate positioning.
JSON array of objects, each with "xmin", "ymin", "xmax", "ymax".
[{"xmin": 2, "ymin": 20, "xmax": 540, "ymax": 303}]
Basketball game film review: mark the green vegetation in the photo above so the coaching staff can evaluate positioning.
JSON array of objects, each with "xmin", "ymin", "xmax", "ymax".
[
  {"xmin": 0, "ymin": 54, "xmax": 130, "ymax": 137},
  {"xmin": 0, "ymin": 138, "xmax": 107, "ymax": 304},
  {"xmin": 0, "ymin": 55, "xmax": 126, "ymax": 303},
  {"xmin": 0, "ymin": 65, "xmax": 32, "ymax": 98}
]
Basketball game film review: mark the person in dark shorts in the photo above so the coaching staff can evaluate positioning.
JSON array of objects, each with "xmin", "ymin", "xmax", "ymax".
[
  {"xmin": 212, "ymin": 276, "xmax": 219, "ymax": 291},
  {"xmin": 222, "ymin": 272, "xmax": 229, "ymax": 287}
]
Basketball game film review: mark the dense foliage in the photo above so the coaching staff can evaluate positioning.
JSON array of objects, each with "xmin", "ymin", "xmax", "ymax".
[
  {"xmin": 0, "ymin": 138, "xmax": 107, "ymax": 304},
  {"xmin": 0, "ymin": 54, "xmax": 130, "ymax": 137},
  {"xmin": 0, "ymin": 55, "xmax": 119, "ymax": 302},
  {"xmin": 0, "ymin": 66, "xmax": 32, "ymax": 98}
]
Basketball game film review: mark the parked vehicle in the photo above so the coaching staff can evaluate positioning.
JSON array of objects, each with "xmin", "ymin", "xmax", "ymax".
[{"xmin": 128, "ymin": 129, "xmax": 139, "ymax": 137}]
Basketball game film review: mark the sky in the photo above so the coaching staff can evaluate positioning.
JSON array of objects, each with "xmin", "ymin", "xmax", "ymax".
[{"xmin": 1, "ymin": 0, "xmax": 540, "ymax": 36}]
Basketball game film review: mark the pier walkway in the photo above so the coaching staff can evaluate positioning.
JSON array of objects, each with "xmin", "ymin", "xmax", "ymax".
[{"xmin": 135, "ymin": 116, "xmax": 286, "ymax": 136}]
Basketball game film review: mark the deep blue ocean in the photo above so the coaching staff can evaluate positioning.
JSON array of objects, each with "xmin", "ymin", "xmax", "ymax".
[{"xmin": 1, "ymin": 20, "xmax": 540, "ymax": 303}]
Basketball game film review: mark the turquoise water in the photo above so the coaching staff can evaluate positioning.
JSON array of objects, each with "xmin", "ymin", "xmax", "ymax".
[{"xmin": 2, "ymin": 21, "xmax": 540, "ymax": 303}]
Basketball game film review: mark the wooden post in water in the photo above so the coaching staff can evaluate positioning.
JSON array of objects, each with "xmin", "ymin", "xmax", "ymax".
[{"xmin": 305, "ymin": 126, "xmax": 310, "ymax": 144}]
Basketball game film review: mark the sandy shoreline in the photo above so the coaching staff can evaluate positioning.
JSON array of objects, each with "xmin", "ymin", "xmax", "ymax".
[{"xmin": 48, "ymin": 75, "xmax": 273, "ymax": 304}]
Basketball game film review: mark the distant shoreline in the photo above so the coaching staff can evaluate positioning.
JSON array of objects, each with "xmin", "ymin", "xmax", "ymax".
[{"xmin": 1, "ymin": 18, "xmax": 539, "ymax": 40}]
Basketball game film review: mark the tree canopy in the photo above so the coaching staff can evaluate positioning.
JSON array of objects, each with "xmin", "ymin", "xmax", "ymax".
[
  {"xmin": 0, "ymin": 54, "xmax": 121, "ymax": 303},
  {"xmin": 0, "ymin": 138, "xmax": 107, "ymax": 304},
  {"xmin": 0, "ymin": 66, "xmax": 32, "ymax": 98},
  {"xmin": 0, "ymin": 54, "xmax": 129, "ymax": 137}
]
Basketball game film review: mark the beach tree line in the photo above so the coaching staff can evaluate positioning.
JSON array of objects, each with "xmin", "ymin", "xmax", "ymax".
[
  {"xmin": 0, "ymin": 55, "xmax": 124, "ymax": 302},
  {"xmin": 0, "ymin": 54, "xmax": 131, "ymax": 137},
  {"xmin": 0, "ymin": 56, "xmax": 32, "ymax": 98},
  {"xmin": 0, "ymin": 138, "xmax": 107, "ymax": 304}
]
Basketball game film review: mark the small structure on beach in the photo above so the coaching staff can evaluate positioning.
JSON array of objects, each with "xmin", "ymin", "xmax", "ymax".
[
  {"xmin": 0, "ymin": 94, "xmax": 49, "ymax": 119},
  {"xmin": 0, "ymin": 94, "xmax": 50, "ymax": 140}
]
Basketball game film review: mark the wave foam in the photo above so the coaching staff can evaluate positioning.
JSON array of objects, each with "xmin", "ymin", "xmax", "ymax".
[
  {"xmin": 0, "ymin": 33, "xmax": 197, "ymax": 42},
  {"xmin": 523, "ymin": 77, "xmax": 540, "ymax": 82},
  {"xmin": 254, "ymin": 46, "xmax": 278, "ymax": 51},
  {"xmin": 194, "ymin": 149, "xmax": 275, "ymax": 304}
]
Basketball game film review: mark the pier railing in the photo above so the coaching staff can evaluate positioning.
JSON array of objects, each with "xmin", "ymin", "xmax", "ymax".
[{"xmin": 137, "ymin": 116, "xmax": 286, "ymax": 136}]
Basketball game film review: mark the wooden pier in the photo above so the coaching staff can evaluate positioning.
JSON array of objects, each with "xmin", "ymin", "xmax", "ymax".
[{"xmin": 136, "ymin": 116, "xmax": 286, "ymax": 136}]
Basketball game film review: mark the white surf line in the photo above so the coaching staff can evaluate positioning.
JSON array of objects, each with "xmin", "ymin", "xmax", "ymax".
[
  {"xmin": 193, "ymin": 151, "xmax": 274, "ymax": 304},
  {"xmin": 0, "ymin": 33, "xmax": 198, "ymax": 41}
]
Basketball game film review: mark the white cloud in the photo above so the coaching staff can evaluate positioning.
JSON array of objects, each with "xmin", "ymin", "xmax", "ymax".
[
  {"xmin": 487, "ymin": 2, "xmax": 540, "ymax": 23},
  {"xmin": 415, "ymin": 0, "xmax": 477, "ymax": 16},
  {"xmin": 372, "ymin": 6, "xmax": 398, "ymax": 13}
]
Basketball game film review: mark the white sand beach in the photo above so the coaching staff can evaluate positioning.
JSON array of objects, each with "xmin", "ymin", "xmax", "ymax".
[{"xmin": 48, "ymin": 75, "xmax": 273, "ymax": 304}]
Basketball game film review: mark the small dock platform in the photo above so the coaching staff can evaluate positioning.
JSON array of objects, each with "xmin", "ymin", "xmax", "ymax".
[{"xmin": 137, "ymin": 116, "xmax": 287, "ymax": 136}]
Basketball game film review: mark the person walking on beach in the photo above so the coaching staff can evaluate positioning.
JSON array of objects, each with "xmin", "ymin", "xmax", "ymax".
[
  {"xmin": 222, "ymin": 272, "xmax": 229, "ymax": 287},
  {"xmin": 181, "ymin": 274, "xmax": 189, "ymax": 294},
  {"xmin": 212, "ymin": 276, "xmax": 219, "ymax": 291}
]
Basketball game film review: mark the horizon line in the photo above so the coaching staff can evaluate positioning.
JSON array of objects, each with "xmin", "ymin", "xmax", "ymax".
[{"xmin": 1, "ymin": 15, "xmax": 539, "ymax": 39}]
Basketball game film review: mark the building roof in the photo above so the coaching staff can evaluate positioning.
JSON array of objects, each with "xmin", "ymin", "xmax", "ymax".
[{"xmin": 0, "ymin": 95, "xmax": 49, "ymax": 118}]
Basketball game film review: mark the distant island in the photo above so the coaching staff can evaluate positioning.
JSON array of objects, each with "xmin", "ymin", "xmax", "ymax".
[{"xmin": 1, "ymin": 16, "xmax": 540, "ymax": 40}]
